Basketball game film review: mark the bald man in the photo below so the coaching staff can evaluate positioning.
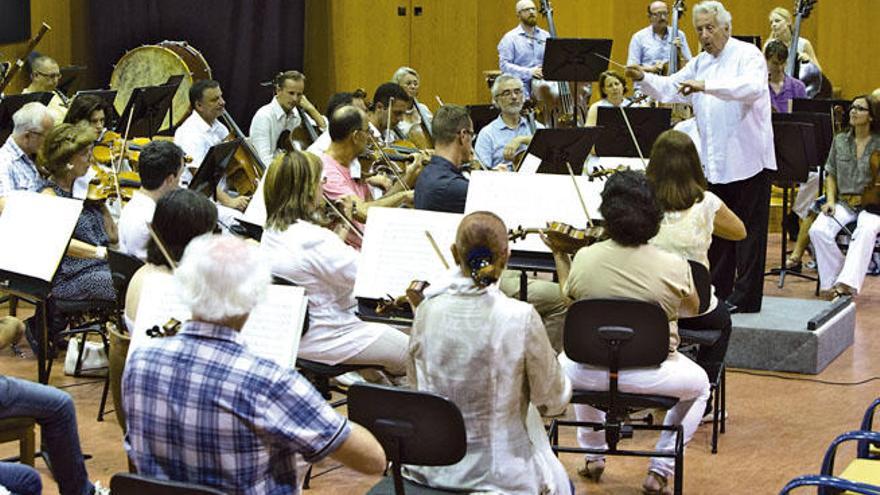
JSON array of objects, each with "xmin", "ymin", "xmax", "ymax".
[
  {"xmin": 627, "ymin": 1, "xmax": 693, "ymax": 75},
  {"xmin": 497, "ymin": 0, "xmax": 553, "ymax": 100},
  {"xmin": 22, "ymin": 55, "xmax": 67, "ymax": 123}
]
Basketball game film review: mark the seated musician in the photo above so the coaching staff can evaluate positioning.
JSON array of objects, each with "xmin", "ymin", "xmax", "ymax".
[
  {"xmin": 809, "ymin": 95, "xmax": 880, "ymax": 297},
  {"xmin": 63, "ymin": 94, "xmax": 108, "ymax": 135},
  {"xmin": 474, "ymin": 73, "xmax": 541, "ymax": 170},
  {"xmin": 406, "ymin": 211, "xmax": 572, "ymax": 494},
  {"xmin": 248, "ymin": 70, "xmax": 327, "ymax": 165},
  {"xmin": 124, "ymin": 233, "xmax": 386, "ymax": 494},
  {"xmin": 415, "ymin": 104, "xmax": 567, "ymax": 349},
  {"xmin": 497, "ymin": 0, "xmax": 552, "ymax": 101},
  {"xmin": 23, "ymin": 55, "xmax": 67, "ymax": 124},
  {"xmin": 124, "ymin": 189, "xmax": 218, "ymax": 330},
  {"xmin": 117, "ymin": 141, "xmax": 185, "ymax": 261},
  {"xmin": 765, "ymin": 40, "xmax": 807, "ymax": 113},
  {"xmin": 627, "ymin": 1, "xmax": 693, "ymax": 76},
  {"xmin": 547, "ymin": 171, "xmax": 709, "ymax": 494},
  {"xmin": 260, "ymin": 150, "xmax": 410, "ymax": 377},
  {"xmin": 22, "ymin": 123, "xmax": 117, "ymax": 358},
  {"xmin": 585, "ymin": 70, "xmax": 634, "ymax": 127},
  {"xmin": 322, "ymin": 105, "xmax": 421, "ymax": 249},
  {"xmin": 390, "ymin": 66, "xmax": 433, "ymax": 139},
  {"xmin": 305, "ymin": 91, "xmax": 366, "ymax": 156},
  {"xmin": 173, "ymin": 79, "xmax": 248, "ymax": 211},
  {"xmin": 367, "ymin": 82, "xmax": 412, "ymax": 143},
  {"xmin": 766, "ymin": 7, "xmax": 823, "ymax": 97},
  {"xmin": 0, "ymin": 102, "xmax": 53, "ymax": 212}
]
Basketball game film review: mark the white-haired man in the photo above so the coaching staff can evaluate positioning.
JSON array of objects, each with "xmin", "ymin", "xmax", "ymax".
[
  {"xmin": 497, "ymin": 0, "xmax": 552, "ymax": 100},
  {"xmin": 0, "ymin": 102, "xmax": 54, "ymax": 212},
  {"xmin": 626, "ymin": 0, "xmax": 776, "ymax": 314},
  {"xmin": 474, "ymin": 73, "xmax": 542, "ymax": 170},
  {"xmin": 123, "ymin": 235, "xmax": 386, "ymax": 494}
]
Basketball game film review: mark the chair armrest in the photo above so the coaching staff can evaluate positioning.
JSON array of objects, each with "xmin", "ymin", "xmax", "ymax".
[
  {"xmin": 822, "ymin": 431, "xmax": 880, "ymax": 476},
  {"xmin": 779, "ymin": 474, "xmax": 880, "ymax": 494}
]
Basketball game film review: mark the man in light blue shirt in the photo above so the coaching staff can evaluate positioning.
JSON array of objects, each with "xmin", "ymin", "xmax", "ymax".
[
  {"xmin": 0, "ymin": 102, "xmax": 53, "ymax": 212},
  {"xmin": 627, "ymin": 1, "xmax": 693, "ymax": 75},
  {"xmin": 475, "ymin": 74, "xmax": 541, "ymax": 170},
  {"xmin": 497, "ymin": 0, "xmax": 551, "ymax": 99}
]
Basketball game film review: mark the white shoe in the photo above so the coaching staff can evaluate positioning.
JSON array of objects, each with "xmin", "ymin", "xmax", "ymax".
[
  {"xmin": 701, "ymin": 410, "xmax": 729, "ymax": 424},
  {"xmin": 93, "ymin": 480, "xmax": 111, "ymax": 495},
  {"xmin": 334, "ymin": 371, "xmax": 366, "ymax": 387}
]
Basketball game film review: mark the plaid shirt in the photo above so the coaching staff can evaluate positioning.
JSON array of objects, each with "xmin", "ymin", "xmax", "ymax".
[
  {"xmin": 0, "ymin": 136, "xmax": 41, "ymax": 197},
  {"xmin": 123, "ymin": 320, "xmax": 350, "ymax": 495}
]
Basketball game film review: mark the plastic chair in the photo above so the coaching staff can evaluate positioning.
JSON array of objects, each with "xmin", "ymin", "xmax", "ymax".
[
  {"xmin": 110, "ymin": 472, "xmax": 226, "ymax": 495},
  {"xmin": 0, "ymin": 417, "xmax": 36, "ymax": 466},
  {"xmin": 348, "ymin": 383, "xmax": 469, "ymax": 495},
  {"xmin": 858, "ymin": 398, "xmax": 880, "ymax": 459},
  {"xmin": 548, "ymin": 298, "xmax": 685, "ymax": 495}
]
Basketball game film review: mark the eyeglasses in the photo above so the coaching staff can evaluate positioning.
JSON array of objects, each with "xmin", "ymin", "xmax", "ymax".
[
  {"xmin": 519, "ymin": 7, "xmax": 537, "ymax": 13},
  {"xmin": 650, "ymin": 11, "xmax": 669, "ymax": 18},
  {"xmin": 35, "ymin": 71, "xmax": 61, "ymax": 79},
  {"xmin": 850, "ymin": 105, "xmax": 870, "ymax": 113},
  {"xmin": 497, "ymin": 88, "xmax": 524, "ymax": 99}
]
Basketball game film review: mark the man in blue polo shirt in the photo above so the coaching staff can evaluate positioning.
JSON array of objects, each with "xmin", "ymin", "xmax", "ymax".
[{"xmin": 475, "ymin": 74, "xmax": 541, "ymax": 170}]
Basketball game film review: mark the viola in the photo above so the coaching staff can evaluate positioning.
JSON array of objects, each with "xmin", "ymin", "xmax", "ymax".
[
  {"xmin": 861, "ymin": 150, "xmax": 880, "ymax": 214},
  {"xmin": 375, "ymin": 280, "xmax": 430, "ymax": 317},
  {"xmin": 509, "ymin": 221, "xmax": 608, "ymax": 255},
  {"xmin": 86, "ymin": 165, "xmax": 141, "ymax": 202}
]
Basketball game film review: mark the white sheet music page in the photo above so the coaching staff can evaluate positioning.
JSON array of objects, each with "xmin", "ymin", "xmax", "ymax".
[
  {"xmin": 130, "ymin": 272, "xmax": 306, "ymax": 368},
  {"xmin": 0, "ymin": 191, "xmax": 83, "ymax": 282},
  {"xmin": 354, "ymin": 207, "xmax": 462, "ymax": 299},
  {"xmin": 465, "ymin": 171, "xmax": 605, "ymax": 253}
]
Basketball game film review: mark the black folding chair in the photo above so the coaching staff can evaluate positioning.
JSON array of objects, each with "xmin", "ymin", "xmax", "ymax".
[{"xmin": 110, "ymin": 472, "xmax": 226, "ymax": 495}]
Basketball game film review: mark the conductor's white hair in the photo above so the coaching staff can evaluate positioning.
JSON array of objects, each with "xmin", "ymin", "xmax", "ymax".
[
  {"xmin": 491, "ymin": 73, "xmax": 524, "ymax": 98},
  {"xmin": 693, "ymin": 1, "xmax": 733, "ymax": 29},
  {"xmin": 12, "ymin": 102, "xmax": 51, "ymax": 136},
  {"xmin": 175, "ymin": 234, "xmax": 270, "ymax": 322}
]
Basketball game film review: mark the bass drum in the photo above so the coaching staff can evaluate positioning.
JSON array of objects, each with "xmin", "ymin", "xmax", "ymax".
[{"xmin": 109, "ymin": 41, "xmax": 211, "ymax": 131}]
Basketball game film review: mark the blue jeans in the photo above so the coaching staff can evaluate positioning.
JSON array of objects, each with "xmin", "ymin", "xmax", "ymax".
[
  {"xmin": 0, "ymin": 462, "xmax": 42, "ymax": 495},
  {"xmin": 0, "ymin": 376, "xmax": 93, "ymax": 495}
]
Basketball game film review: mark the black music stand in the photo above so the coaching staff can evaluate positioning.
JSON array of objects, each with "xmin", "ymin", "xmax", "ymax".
[
  {"xmin": 733, "ymin": 35, "xmax": 762, "ymax": 49},
  {"xmin": 57, "ymin": 64, "xmax": 87, "ymax": 97},
  {"xmin": 543, "ymin": 38, "xmax": 613, "ymax": 125},
  {"xmin": 595, "ymin": 106, "xmax": 672, "ymax": 158},
  {"xmin": 71, "ymin": 89, "xmax": 119, "ymax": 128},
  {"xmin": 0, "ymin": 92, "xmax": 54, "ymax": 142},
  {"xmin": 792, "ymin": 97, "xmax": 851, "ymax": 135},
  {"xmin": 467, "ymin": 104, "xmax": 500, "ymax": 135},
  {"xmin": 521, "ymin": 127, "xmax": 601, "ymax": 175},
  {"xmin": 114, "ymin": 82, "xmax": 179, "ymax": 138},
  {"xmin": 766, "ymin": 119, "xmax": 818, "ymax": 287},
  {"xmin": 188, "ymin": 140, "xmax": 241, "ymax": 200}
]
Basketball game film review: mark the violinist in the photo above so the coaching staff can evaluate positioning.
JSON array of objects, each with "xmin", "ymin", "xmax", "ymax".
[
  {"xmin": 173, "ymin": 79, "xmax": 248, "ymax": 212},
  {"xmin": 323, "ymin": 105, "xmax": 420, "ymax": 249},
  {"xmin": 63, "ymin": 94, "xmax": 107, "ymax": 134},
  {"xmin": 248, "ymin": 70, "xmax": 327, "ymax": 165},
  {"xmin": 627, "ymin": 1, "xmax": 693, "ymax": 76},
  {"xmin": 497, "ymin": 0, "xmax": 551, "ymax": 101},
  {"xmin": 305, "ymin": 91, "xmax": 366, "ymax": 157},
  {"xmin": 22, "ymin": 55, "xmax": 67, "ymax": 124},
  {"xmin": 0, "ymin": 102, "xmax": 53, "ymax": 212},
  {"xmin": 584, "ymin": 71, "xmax": 635, "ymax": 127},
  {"xmin": 808, "ymin": 95, "xmax": 880, "ymax": 298},
  {"xmin": 260, "ymin": 150, "xmax": 409, "ymax": 377},
  {"xmin": 22, "ymin": 122, "xmax": 116, "ymax": 359},
  {"xmin": 390, "ymin": 67, "xmax": 433, "ymax": 140},
  {"xmin": 117, "ymin": 141, "xmax": 185, "ymax": 261},
  {"xmin": 474, "ymin": 73, "xmax": 541, "ymax": 170},
  {"xmin": 367, "ymin": 82, "xmax": 412, "ymax": 143}
]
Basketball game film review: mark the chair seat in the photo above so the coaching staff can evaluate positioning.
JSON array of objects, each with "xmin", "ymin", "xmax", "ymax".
[
  {"xmin": 367, "ymin": 476, "xmax": 470, "ymax": 494},
  {"xmin": 571, "ymin": 390, "xmax": 679, "ymax": 411},
  {"xmin": 839, "ymin": 458, "xmax": 880, "ymax": 490},
  {"xmin": 0, "ymin": 417, "xmax": 35, "ymax": 442},
  {"xmin": 296, "ymin": 358, "xmax": 379, "ymax": 377},
  {"xmin": 678, "ymin": 329, "xmax": 723, "ymax": 346}
]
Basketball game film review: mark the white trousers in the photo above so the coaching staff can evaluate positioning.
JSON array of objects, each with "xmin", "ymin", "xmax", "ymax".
[
  {"xmin": 558, "ymin": 351, "xmax": 709, "ymax": 478},
  {"xmin": 808, "ymin": 205, "xmax": 880, "ymax": 291}
]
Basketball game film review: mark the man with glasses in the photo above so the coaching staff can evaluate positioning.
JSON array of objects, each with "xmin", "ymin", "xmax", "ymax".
[
  {"xmin": 497, "ymin": 0, "xmax": 551, "ymax": 100},
  {"xmin": 475, "ymin": 74, "xmax": 542, "ymax": 170},
  {"xmin": 627, "ymin": 1, "xmax": 693, "ymax": 76},
  {"xmin": 23, "ymin": 55, "xmax": 67, "ymax": 124},
  {"xmin": 0, "ymin": 102, "xmax": 53, "ymax": 212}
]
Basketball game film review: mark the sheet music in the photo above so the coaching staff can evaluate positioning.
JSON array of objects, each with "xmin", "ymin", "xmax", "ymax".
[
  {"xmin": 354, "ymin": 207, "xmax": 462, "ymax": 299},
  {"xmin": 0, "ymin": 191, "xmax": 83, "ymax": 282},
  {"xmin": 518, "ymin": 153, "xmax": 542, "ymax": 175},
  {"xmin": 465, "ymin": 171, "xmax": 605, "ymax": 253},
  {"xmin": 130, "ymin": 272, "xmax": 307, "ymax": 368},
  {"xmin": 242, "ymin": 174, "xmax": 268, "ymax": 226}
]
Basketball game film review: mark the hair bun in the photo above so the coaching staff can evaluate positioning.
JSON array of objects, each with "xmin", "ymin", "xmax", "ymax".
[{"xmin": 466, "ymin": 246, "xmax": 496, "ymax": 288}]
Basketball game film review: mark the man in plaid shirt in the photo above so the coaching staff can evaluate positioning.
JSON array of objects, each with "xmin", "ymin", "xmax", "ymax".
[
  {"xmin": 0, "ymin": 102, "xmax": 54, "ymax": 212},
  {"xmin": 123, "ymin": 235, "xmax": 386, "ymax": 494}
]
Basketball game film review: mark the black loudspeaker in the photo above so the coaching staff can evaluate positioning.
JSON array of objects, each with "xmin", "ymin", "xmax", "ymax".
[{"xmin": 0, "ymin": 0, "xmax": 31, "ymax": 45}]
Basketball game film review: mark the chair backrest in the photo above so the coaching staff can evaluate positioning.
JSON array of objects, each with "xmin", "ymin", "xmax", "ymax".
[
  {"xmin": 688, "ymin": 260, "xmax": 711, "ymax": 315},
  {"xmin": 110, "ymin": 473, "xmax": 226, "ymax": 495},
  {"xmin": 348, "ymin": 383, "xmax": 466, "ymax": 467},
  {"xmin": 563, "ymin": 298, "xmax": 670, "ymax": 369},
  {"xmin": 108, "ymin": 250, "xmax": 145, "ymax": 307}
]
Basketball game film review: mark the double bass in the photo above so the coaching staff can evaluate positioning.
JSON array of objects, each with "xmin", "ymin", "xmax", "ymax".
[
  {"xmin": 786, "ymin": 0, "xmax": 818, "ymax": 78},
  {"xmin": 667, "ymin": 0, "xmax": 687, "ymax": 75},
  {"xmin": 538, "ymin": 0, "xmax": 581, "ymax": 127}
]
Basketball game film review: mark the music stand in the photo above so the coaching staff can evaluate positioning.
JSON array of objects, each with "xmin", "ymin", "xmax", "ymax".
[
  {"xmin": 57, "ymin": 64, "xmax": 87, "ymax": 97},
  {"xmin": 792, "ymin": 98, "xmax": 850, "ymax": 118},
  {"xmin": 114, "ymin": 82, "xmax": 179, "ymax": 138},
  {"xmin": 766, "ymin": 119, "xmax": 818, "ymax": 286},
  {"xmin": 467, "ymin": 104, "xmax": 500, "ymax": 135},
  {"xmin": 543, "ymin": 38, "xmax": 612, "ymax": 83},
  {"xmin": 522, "ymin": 127, "xmax": 601, "ymax": 175},
  {"xmin": 733, "ymin": 35, "xmax": 762, "ymax": 49},
  {"xmin": 188, "ymin": 140, "xmax": 241, "ymax": 200},
  {"xmin": 595, "ymin": 106, "xmax": 672, "ymax": 158},
  {"xmin": 0, "ymin": 92, "xmax": 54, "ymax": 142},
  {"xmin": 773, "ymin": 112, "xmax": 832, "ymax": 167},
  {"xmin": 71, "ymin": 89, "xmax": 119, "ymax": 129}
]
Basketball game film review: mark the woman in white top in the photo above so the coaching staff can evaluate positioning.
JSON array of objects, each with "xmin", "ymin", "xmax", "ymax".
[
  {"xmin": 585, "ymin": 70, "xmax": 633, "ymax": 127},
  {"xmin": 646, "ymin": 130, "xmax": 746, "ymax": 378},
  {"xmin": 406, "ymin": 211, "xmax": 572, "ymax": 495},
  {"xmin": 260, "ymin": 150, "xmax": 408, "ymax": 375},
  {"xmin": 391, "ymin": 66, "xmax": 433, "ymax": 142}
]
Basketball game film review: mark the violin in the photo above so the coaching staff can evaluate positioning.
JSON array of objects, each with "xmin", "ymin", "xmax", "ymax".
[
  {"xmin": 861, "ymin": 150, "xmax": 880, "ymax": 214},
  {"xmin": 375, "ymin": 280, "xmax": 430, "ymax": 317},
  {"xmin": 587, "ymin": 164, "xmax": 630, "ymax": 181},
  {"xmin": 509, "ymin": 221, "xmax": 608, "ymax": 255},
  {"xmin": 322, "ymin": 192, "xmax": 364, "ymax": 239},
  {"xmin": 146, "ymin": 318, "xmax": 182, "ymax": 338},
  {"xmin": 86, "ymin": 165, "xmax": 141, "ymax": 202},
  {"xmin": 92, "ymin": 130, "xmax": 152, "ymax": 167}
]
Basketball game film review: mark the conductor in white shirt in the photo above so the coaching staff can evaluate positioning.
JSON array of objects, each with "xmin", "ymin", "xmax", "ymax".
[{"xmin": 626, "ymin": 0, "xmax": 776, "ymax": 313}]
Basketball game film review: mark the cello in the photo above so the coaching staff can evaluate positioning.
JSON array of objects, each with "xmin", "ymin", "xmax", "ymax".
[{"xmin": 220, "ymin": 109, "xmax": 266, "ymax": 197}]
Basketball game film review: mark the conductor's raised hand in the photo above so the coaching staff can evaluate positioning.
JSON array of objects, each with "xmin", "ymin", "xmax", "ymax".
[
  {"xmin": 624, "ymin": 65, "xmax": 645, "ymax": 82},
  {"xmin": 677, "ymin": 80, "xmax": 705, "ymax": 96}
]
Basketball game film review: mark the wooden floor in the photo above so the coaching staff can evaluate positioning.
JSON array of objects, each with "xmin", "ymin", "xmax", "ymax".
[{"xmin": 2, "ymin": 234, "xmax": 879, "ymax": 495}]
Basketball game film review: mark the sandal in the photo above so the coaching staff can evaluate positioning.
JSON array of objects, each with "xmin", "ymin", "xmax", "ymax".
[
  {"xmin": 642, "ymin": 470, "xmax": 673, "ymax": 495},
  {"xmin": 577, "ymin": 458, "xmax": 605, "ymax": 482},
  {"xmin": 785, "ymin": 254, "xmax": 802, "ymax": 271}
]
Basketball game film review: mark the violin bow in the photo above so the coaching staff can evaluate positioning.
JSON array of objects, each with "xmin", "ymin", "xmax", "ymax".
[
  {"xmin": 323, "ymin": 193, "xmax": 364, "ymax": 239},
  {"xmin": 111, "ymin": 102, "xmax": 137, "ymax": 202},
  {"xmin": 617, "ymin": 106, "xmax": 648, "ymax": 169},
  {"xmin": 424, "ymin": 230, "xmax": 450, "ymax": 269},
  {"xmin": 385, "ymin": 96, "xmax": 395, "ymax": 145},
  {"xmin": 367, "ymin": 133, "xmax": 410, "ymax": 191},
  {"xmin": 565, "ymin": 161, "xmax": 594, "ymax": 228},
  {"xmin": 435, "ymin": 95, "xmax": 445, "ymax": 107},
  {"xmin": 147, "ymin": 221, "xmax": 178, "ymax": 270}
]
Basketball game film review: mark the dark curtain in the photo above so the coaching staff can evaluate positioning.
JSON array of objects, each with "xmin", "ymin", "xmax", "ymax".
[{"xmin": 88, "ymin": 0, "xmax": 305, "ymax": 129}]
